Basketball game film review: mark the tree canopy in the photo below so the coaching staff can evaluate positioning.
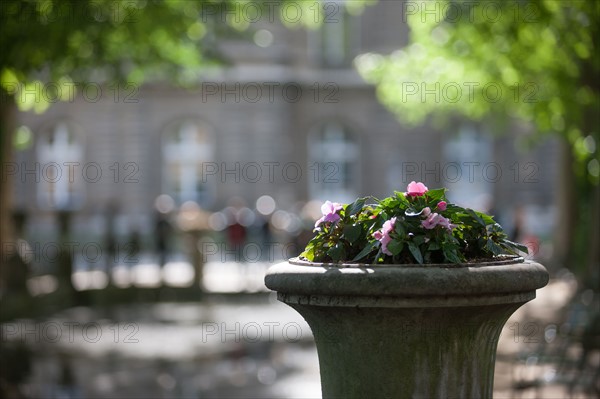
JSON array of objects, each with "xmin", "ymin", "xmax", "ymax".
[
  {"xmin": 0, "ymin": 0, "xmax": 375, "ymax": 263},
  {"xmin": 356, "ymin": 0, "xmax": 599, "ymax": 184},
  {"xmin": 0, "ymin": 0, "xmax": 373, "ymax": 112},
  {"xmin": 355, "ymin": 0, "xmax": 599, "ymax": 279}
]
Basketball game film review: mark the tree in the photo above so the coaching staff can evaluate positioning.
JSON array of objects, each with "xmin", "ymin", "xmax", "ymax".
[
  {"xmin": 0, "ymin": 0, "xmax": 373, "ymax": 284},
  {"xmin": 0, "ymin": 0, "xmax": 220, "ymax": 276},
  {"xmin": 355, "ymin": 0, "xmax": 599, "ymax": 283}
]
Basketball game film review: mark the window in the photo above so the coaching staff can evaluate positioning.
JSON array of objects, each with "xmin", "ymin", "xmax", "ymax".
[
  {"xmin": 308, "ymin": 122, "xmax": 358, "ymax": 203},
  {"xmin": 310, "ymin": 1, "xmax": 360, "ymax": 68},
  {"xmin": 162, "ymin": 119, "xmax": 214, "ymax": 207},
  {"xmin": 36, "ymin": 121, "xmax": 83, "ymax": 209},
  {"xmin": 443, "ymin": 125, "xmax": 493, "ymax": 210}
]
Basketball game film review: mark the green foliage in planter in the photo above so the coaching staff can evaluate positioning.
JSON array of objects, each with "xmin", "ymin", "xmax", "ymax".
[{"xmin": 301, "ymin": 182, "xmax": 527, "ymax": 265}]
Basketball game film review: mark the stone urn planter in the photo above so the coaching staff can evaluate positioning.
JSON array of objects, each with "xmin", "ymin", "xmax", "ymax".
[{"xmin": 265, "ymin": 256, "xmax": 548, "ymax": 399}]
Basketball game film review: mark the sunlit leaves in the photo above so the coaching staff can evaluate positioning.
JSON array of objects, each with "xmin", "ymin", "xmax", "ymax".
[
  {"xmin": 346, "ymin": 197, "xmax": 367, "ymax": 216},
  {"xmin": 1, "ymin": 0, "xmax": 375, "ymax": 110},
  {"xmin": 355, "ymin": 0, "xmax": 599, "ymax": 185}
]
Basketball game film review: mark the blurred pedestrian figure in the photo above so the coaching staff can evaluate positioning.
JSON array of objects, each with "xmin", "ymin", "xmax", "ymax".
[
  {"xmin": 510, "ymin": 205, "xmax": 525, "ymax": 242},
  {"xmin": 56, "ymin": 210, "xmax": 77, "ymax": 305},
  {"xmin": 55, "ymin": 352, "xmax": 80, "ymax": 399},
  {"xmin": 255, "ymin": 214, "xmax": 273, "ymax": 261},
  {"xmin": 155, "ymin": 212, "xmax": 172, "ymax": 267},
  {"xmin": 104, "ymin": 201, "xmax": 119, "ymax": 274},
  {"xmin": 224, "ymin": 198, "xmax": 248, "ymax": 261},
  {"xmin": 227, "ymin": 215, "xmax": 247, "ymax": 261},
  {"xmin": 511, "ymin": 205, "xmax": 539, "ymax": 258},
  {"xmin": 175, "ymin": 201, "xmax": 210, "ymax": 289},
  {"xmin": 126, "ymin": 228, "xmax": 141, "ymax": 266}
]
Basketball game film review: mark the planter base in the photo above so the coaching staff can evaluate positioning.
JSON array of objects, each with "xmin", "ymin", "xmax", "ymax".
[{"xmin": 265, "ymin": 258, "xmax": 549, "ymax": 399}]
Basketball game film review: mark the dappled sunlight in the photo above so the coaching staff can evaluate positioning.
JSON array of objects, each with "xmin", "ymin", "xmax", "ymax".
[{"xmin": 2, "ymin": 0, "xmax": 597, "ymax": 398}]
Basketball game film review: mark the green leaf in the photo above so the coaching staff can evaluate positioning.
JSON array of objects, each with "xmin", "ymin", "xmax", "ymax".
[
  {"xmin": 412, "ymin": 235, "xmax": 426, "ymax": 246},
  {"xmin": 408, "ymin": 242, "xmax": 423, "ymax": 264},
  {"xmin": 428, "ymin": 241, "xmax": 440, "ymax": 251},
  {"xmin": 443, "ymin": 248, "xmax": 463, "ymax": 264},
  {"xmin": 300, "ymin": 242, "xmax": 315, "ymax": 261},
  {"xmin": 425, "ymin": 188, "xmax": 446, "ymax": 202},
  {"xmin": 327, "ymin": 242, "xmax": 346, "ymax": 262},
  {"xmin": 393, "ymin": 191, "xmax": 410, "ymax": 206},
  {"xmin": 486, "ymin": 223, "xmax": 503, "ymax": 234},
  {"xmin": 352, "ymin": 240, "xmax": 379, "ymax": 261},
  {"xmin": 395, "ymin": 222, "xmax": 406, "ymax": 237},
  {"xmin": 346, "ymin": 198, "xmax": 366, "ymax": 216},
  {"xmin": 387, "ymin": 239, "xmax": 404, "ymax": 256},
  {"xmin": 445, "ymin": 204, "xmax": 463, "ymax": 214},
  {"xmin": 343, "ymin": 224, "xmax": 362, "ymax": 243},
  {"xmin": 465, "ymin": 209, "xmax": 486, "ymax": 226},
  {"xmin": 502, "ymin": 239, "xmax": 529, "ymax": 254},
  {"xmin": 372, "ymin": 248, "xmax": 383, "ymax": 264},
  {"xmin": 485, "ymin": 239, "xmax": 504, "ymax": 256},
  {"xmin": 378, "ymin": 197, "xmax": 394, "ymax": 208},
  {"xmin": 475, "ymin": 210, "xmax": 496, "ymax": 225}
]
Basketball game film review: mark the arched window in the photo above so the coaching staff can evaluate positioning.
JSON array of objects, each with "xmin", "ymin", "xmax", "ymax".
[
  {"xmin": 308, "ymin": 122, "xmax": 358, "ymax": 203},
  {"xmin": 162, "ymin": 119, "xmax": 214, "ymax": 207},
  {"xmin": 36, "ymin": 121, "xmax": 83, "ymax": 209}
]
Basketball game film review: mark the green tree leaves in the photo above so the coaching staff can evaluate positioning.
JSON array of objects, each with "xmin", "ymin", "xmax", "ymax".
[{"xmin": 355, "ymin": 0, "xmax": 599, "ymax": 185}]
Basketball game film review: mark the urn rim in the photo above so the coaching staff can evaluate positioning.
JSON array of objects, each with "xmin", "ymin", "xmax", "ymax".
[
  {"xmin": 288, "ymin": 254, "xmax": 523, "ymax": 269},
  {"xmin": 264, "ymin": 257, "xmax": 549, "ymax": 299}
]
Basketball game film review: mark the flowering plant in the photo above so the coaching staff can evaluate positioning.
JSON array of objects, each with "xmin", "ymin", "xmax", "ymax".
[{"xmin": 301, "ymin": 182, "xmax": 528, "ymax": 264}]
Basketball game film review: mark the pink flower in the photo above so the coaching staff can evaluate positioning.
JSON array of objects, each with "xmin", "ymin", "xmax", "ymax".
[
  {"xmin": 422, "ymin": 207, "xmax": 431, "ymax": 216},
  {"xmin": 406, "ymin": 181, "xmax": 428, "ymax": 197},
  {"xmin": 315, "ymin": 201, "xmax": 343, "ymax": 227},
  {"xmin": 421, "ymin": 213, "xmax": 438, "ymax": 229},
  {"xmin": 373, "ymin": 217, "xmax": 397, "ymax": 255},
  {"xmin": 422, "ymin": 213, "xmax": 455, "ymax": 231},
  {"xmin": 381, "ymin": 218, "xmax": 396, "ymax": 235},
  {"xmin": 437, "ymin": 201, "xmax": 447, "ymax": 211}
]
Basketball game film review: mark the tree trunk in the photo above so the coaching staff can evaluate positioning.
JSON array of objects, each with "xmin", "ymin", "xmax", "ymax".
[
  {"xmin": 588, "ymin": 182, "xmax": 600, "ymax": 289},
  {"xmin": 0, "ymin": 97, "xmax": 17, "ymax": 284},
  {"xmin": 554, "ymin": 138, "xmax": 576, "ymax": 270}
]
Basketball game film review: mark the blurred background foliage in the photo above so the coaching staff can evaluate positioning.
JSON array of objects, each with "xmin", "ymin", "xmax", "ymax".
[
  {"xmin": 0, "ymin": 0, "xmax": 371, "ymax": 113},
  {"xmin": 0, "ymin": 0, "xmax": 597, "ymax": 281},
  {"xmin": 355, "ymin": 0, "xmax": 599, "ymax": 283},
  {"xmin": 356, "ymin": 0, "xmax": 598, "ymax": 181},
  {"xmin": 0, "ymin": 2, "xmax": 598, "ymax": 397},
  {"xmin": 0, "ymin": 0, "xmax": 374, "ymax": 267}
]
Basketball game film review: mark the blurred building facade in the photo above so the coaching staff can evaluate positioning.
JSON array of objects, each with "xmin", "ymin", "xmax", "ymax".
[{"xmin": 11, "ymin": 2, "xmax": 559, "ymax": 248}]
